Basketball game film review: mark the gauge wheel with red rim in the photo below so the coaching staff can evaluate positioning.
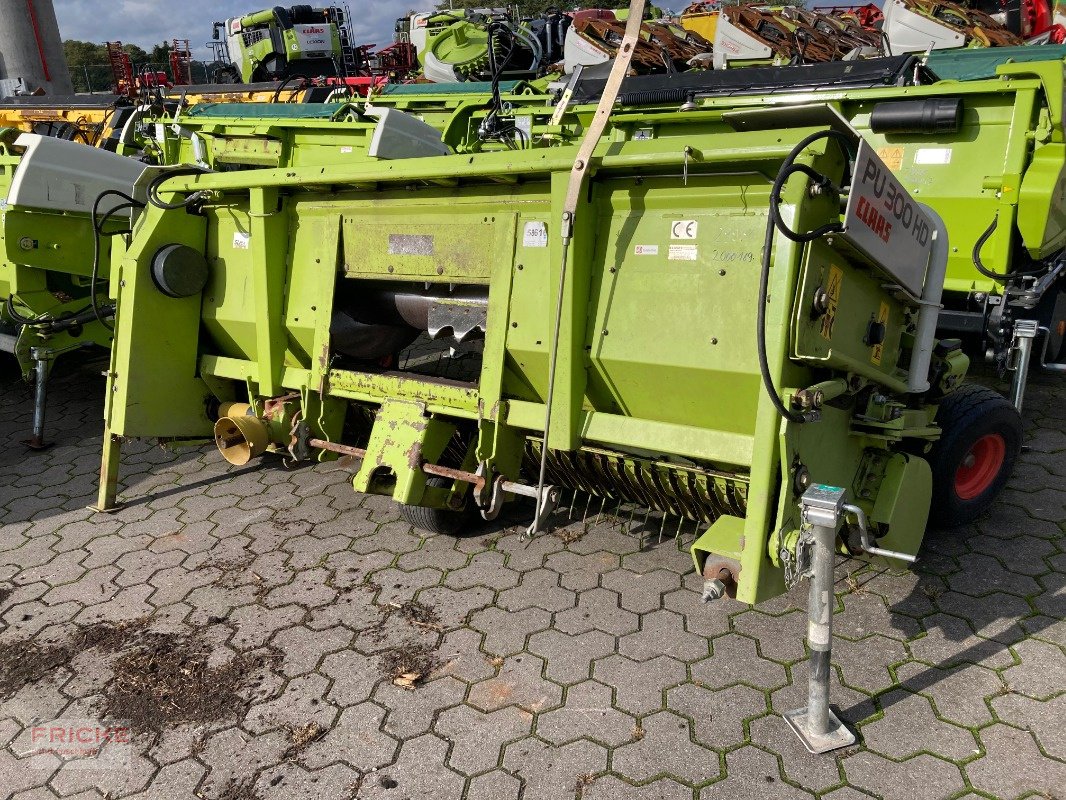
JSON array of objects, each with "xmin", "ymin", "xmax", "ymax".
[{"xmin": 926, "ymin": 384, "xmax": 1022, "ymax": 527}]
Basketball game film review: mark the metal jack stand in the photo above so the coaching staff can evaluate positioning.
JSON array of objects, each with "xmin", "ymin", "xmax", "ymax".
[
  {"xmin": 23, "ymin": 347, "xmax": 55, "ymax": 451},
  {"xmin": 784, "ymin": 485, "xmax": 857, "ymax": 754},
  {"xmin": 1008, "ymin": 319, "xmax": 1039, "ymax": 413}
]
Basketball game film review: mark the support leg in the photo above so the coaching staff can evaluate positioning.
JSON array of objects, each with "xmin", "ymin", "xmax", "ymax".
[
  {"xmin": 23, "ymin": 348, "xmax": 54, "ymax": 451},
  {"xmin": 1009, "ymin": 320, "xmax": 1039, "ymax": 413},
  {"xmin": 784, "ymin": 485, "xmax": 857, "ymax": 754},
  {"xmin": 90, "ymin": 426, "xmax": 124, "ymax": 513}
]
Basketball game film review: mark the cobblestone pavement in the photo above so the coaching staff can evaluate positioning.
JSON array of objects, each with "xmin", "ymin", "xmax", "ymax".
[{"xmin": 0, "ymin": 356, "xmax": 1063, "ymax": 800}]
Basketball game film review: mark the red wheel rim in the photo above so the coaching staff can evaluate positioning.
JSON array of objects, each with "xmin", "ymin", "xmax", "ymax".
[{"xmin": 954, "ymin": 433, "xmax": 1006, "ymax": 500}]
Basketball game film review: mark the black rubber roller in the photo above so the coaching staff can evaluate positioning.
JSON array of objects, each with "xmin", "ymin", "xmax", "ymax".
[
  {"xmin": 870, "ymin": 98, "xmax": 963, "ymax": 135},
  {"xmin": 150, "ymin": 244, "xmax": 209, "ymax": 298}
]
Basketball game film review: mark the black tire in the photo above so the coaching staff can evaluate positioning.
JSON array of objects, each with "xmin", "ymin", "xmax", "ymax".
[
  {"xmin": 926, "ymin": 384, "xmax": 1022, "ymax": 527},
  {"xmin": 398, "ymin": 476, "xmax": 477, "ymax": 536}
]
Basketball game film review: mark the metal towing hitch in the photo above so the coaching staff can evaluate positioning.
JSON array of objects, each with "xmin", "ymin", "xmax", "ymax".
[{"xmin": 784, "ymin": 485, "xmax": 917, "ymax": 754}]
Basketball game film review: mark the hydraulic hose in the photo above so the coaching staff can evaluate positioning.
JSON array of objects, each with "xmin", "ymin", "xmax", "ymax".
[
  {"xmin": 146, "ymin": 166, "xmax": 211, "ymax": 210},
  {"xmin": 91, "ymin": 190, "xmax": 144, "ymax": 331},
  {"xmin": 972, "ymin": 214, "xmax": 1048, "ymax": 281},
  {"xmin": 758, "ymin": 129, "xmax": 854, "ymax": 424}
]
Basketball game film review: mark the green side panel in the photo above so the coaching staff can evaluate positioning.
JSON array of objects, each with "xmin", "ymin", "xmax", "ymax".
[
  {"xmin": 106, "ymin": 207, "xmax": 213, "ymax": 438},
  {"xmin": 376, "ymin": 80, "xmax": 527, "ymax": 96},
  {"xmin": 184, "ymin": 103, "xmax": 346, "ymax": 120},
  {"xmin": 925, "ymin": 46, "xmax": 1066, "ymax": 82}
]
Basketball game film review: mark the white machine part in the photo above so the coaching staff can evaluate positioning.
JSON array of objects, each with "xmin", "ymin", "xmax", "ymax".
[
  {"xmin": 421, "ymin": 51, "xmax": 462, "ymax": 84},
  {"xmin": 8, "ymin": 133, "xmax": 149, "ymax": 217},
  {"xmin": 292, "ymin": 22, "xmax": 332, "ymax": 57},
  {"xmin": 712, "ymin": 12, "xmax": 773, "ymax": 69},
  {"xmin": 363, "ymin": 106, "xmax": 450, "ymax": 159},
  {"xmin": 882, "ymin": 0, "xmax": 966, "ymax": 52},
  {"xmin": 562, "ymin": 26, "xmax": 611, "ymax": 74}
]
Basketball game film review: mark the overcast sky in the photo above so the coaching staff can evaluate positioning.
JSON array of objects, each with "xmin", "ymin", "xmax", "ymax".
[{"xmin": 54, "ymin": 0, "xmax": 417, "ymax": 60}]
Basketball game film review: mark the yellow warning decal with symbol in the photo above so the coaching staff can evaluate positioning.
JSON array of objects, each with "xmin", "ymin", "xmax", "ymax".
[
  {"xmin": 877, "ymin": 146, "xmax": 905, "ymax": 172},
  {"xmin": 820, "ymin": 265, "xmax": 843, "ymax": 341},
  {"xmin": 870, "ymin": 301, "xmax": 890, "ymax": 365}
]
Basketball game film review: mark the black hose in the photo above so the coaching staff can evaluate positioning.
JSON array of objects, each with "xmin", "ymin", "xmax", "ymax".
[
  {"xmin": 146, "ymin": 166, "xmax": 210, "ymax": 210},
  {"xmin": 271, "ymin": 75, "xmax": 307, "ymax": 103},
  {"xmin": 972, "ymin": 214, "xmax": 1048, "ymax": 281},
  {"xmin": 758, "ymin": 129, "xmax": 854, "ymax": 424},
  {"xmin": 90, "ymin": 190, "xmax": 145, "ymax": 332}
]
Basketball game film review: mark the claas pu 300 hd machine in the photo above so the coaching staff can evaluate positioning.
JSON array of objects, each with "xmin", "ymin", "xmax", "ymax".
[{"xmin": 60, "ymin": 3, "xmax": 1024, "ymax": 753}]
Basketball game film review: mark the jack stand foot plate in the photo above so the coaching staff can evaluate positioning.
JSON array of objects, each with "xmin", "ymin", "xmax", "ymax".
[
  {"xmin": 87, "ymin": 503, "xmax": 125, "ymax": 514},
  {"xmin": 783, "ymin": 707, "xmax": 856, "ymax": 754},
  {"xmin": 22, "ymin": 438, "xmax": 53, "ymax": 452}
]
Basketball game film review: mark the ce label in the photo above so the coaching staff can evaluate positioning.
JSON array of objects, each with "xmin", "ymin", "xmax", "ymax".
[{"xmin": 671, "ymin": 220, "xmax": 698, "ymax": 240}]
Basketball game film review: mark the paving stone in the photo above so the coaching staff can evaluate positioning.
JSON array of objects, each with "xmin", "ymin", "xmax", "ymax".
[
  {"xmin": 432, "ymin": 627, "xmax": 495, "ymax": 684},
  {"xmin": 934, "ymin": 590, "xmax": 1032, "ymax": 645},
  {"xmin": 601, "ymin": 568, "xmax": 682, "ymax": 614},
  {"xmin": 322, "ymin": 648, "xmax": 381, "ymax": 707},
  {"xmin": 843, "ymin": 752, "xmax": 966, "ymax": 800},
  {"xmin": 746, "ymin": 714, "xmax": 844, "ymax": 792},
  {"xmin": 243, "ymin": 671, "xmax": 338, "ymax": 735},
  {"xmin": 254, "ymin": 761, "xmax": 362, "ymax": 799},
  {"xmin": 502, "ymin": 737, "xmax": 608, "ymax": 800},
  {"xmin": 907, "ymin": 613, "xmax": 1016, "ymax": 670},
  {"xmin": 699, "ymin": 746, "xmax": 811, "ymax": 800},
  {"xmin": 444, "ymin": 551, "xmax": 518, "ymax": 591},
  {"xmin": 891, "ymin": 660, "xmax": 1002, "ymax": 728},
  {"xmin": 197, "ymin": 726, "xmax": 289, "ymax": 794},
  {"xmin": 545, "ymin": 551, "xmax": 613, "ymax": 592},
  {"xmin": 497, "ymin": 568, "xmax": 577, "ymax": 613},
  {"xmin": 377, "ymin": 675, "xmax": 468, "ymax": 739},
  {"xmin": 556, "ymin": 588, "xmax": 638, "ymax": 637},
  {"xmin": 536, "ymin": 680, "xmax": 636, "ymax": 747},
  {"xmin": 583, "ymin": 776, "xmax": 693, "ymax": 800},
  {"xmin": 1000, "ymin": 638, "xmax": 1066, "ymax": 699},
  {"xmin": 668, "ymin": 682, "xmax": 767, "ymax": 751},
  {"xmin": 660, "ymin": 584, "xmax": 736, "ymax": 638},
  {"xmin": 465, "ymin": 769, "xmax": 522, "ymax": 800},
  {"xmin": 300, "ymin": 702, "xmax": 398, "ymax": 772},
  {"xmin": 227, "ymin": 603, "xmax": 305, "ymax": 650},
  {"xmin": 139, "ymin": 759, "xmax": 206, "ymax": 800},
  {"xmin": 270, "ymin": 624, "xmax": 352, "ymax": 677},
  {"xmin": 731, "ymin": 610, "xmax": 807, "ymax": 663},
  {"xmin": 831, "ymin": 634, "xmax": 909, "ymax": 695},
  {"xmin": 356, "ymin": 734, "xmax": 465, "ymax": 800},
  {"xmin": 833, "ymin": 591, "xmax": 922, "ymax": 642},
  {"xmin": 859, "ymin": 690, "xmax": 977, "ymax": 761},
  {"xmin": 467, "ymin": 655, "xmax": 562, "ymax": 714},
  {"xmin": 593, "ymin": 655, "xmax": 687, "ymax": 716},
  {"xmin": 435, "ymin": 704, "xmax": 532, "ymax": 775},
  {"xmin": 691, "ymin": 634, "xmax": 787, "ymax": 691},
  {"xmin": 967, "ymin": 724, "xmax": 1066, "ymax": 800},
  {"xmin": 527, "ymin": 629, "xmax": 617, "ymax": 686},
  {"xmin": 990, "ymin": 692, "xmax": 1065, "ymax": 761},
  {"xmin": 619, "ymin": 609, "xmax": 708, "ymax": 663},
  {"xmin": 470, "ymin": 606, "xmax": 553, "ymax": 658},
  {"xmin": 611, "ymin": 710, "xmax": 719, "ymax": 785}
]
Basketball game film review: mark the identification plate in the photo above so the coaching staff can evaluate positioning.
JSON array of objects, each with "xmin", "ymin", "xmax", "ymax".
[{"xmin": 842, "ymin": 141, "xmax": 933, "ymax": 297}]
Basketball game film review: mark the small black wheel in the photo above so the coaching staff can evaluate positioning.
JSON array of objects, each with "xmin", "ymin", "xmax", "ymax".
[
  {"xmin": 926, "ymin": 384, "xmax": 1022, "ymax": 527},
  {"xmin": 398, "ymin": 476, "xmax": 477, "ymax": 536}
]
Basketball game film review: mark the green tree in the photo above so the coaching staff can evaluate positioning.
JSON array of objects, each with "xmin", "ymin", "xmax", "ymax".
[{"xmin": 63, "ymin": 40, "xmax": 154, "ymax": 93}]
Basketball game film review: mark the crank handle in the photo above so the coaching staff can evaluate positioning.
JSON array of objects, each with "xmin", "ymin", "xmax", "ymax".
[{"xmin": 842, "ymin": 503, "xmax": 918, "ymax": 564}]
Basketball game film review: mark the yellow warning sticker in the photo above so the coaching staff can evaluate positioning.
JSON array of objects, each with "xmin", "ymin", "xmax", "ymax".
[
  {"xmin": 877, "ymin": 146, "xmax": 905, "ymax": 172},
  {"xmin": 871, "ymin": 301, "xmax": 890, "ymax": 365},
  {"xmin": 820, "ymin": 265, "xmax": 843, "ymax": 341}
]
